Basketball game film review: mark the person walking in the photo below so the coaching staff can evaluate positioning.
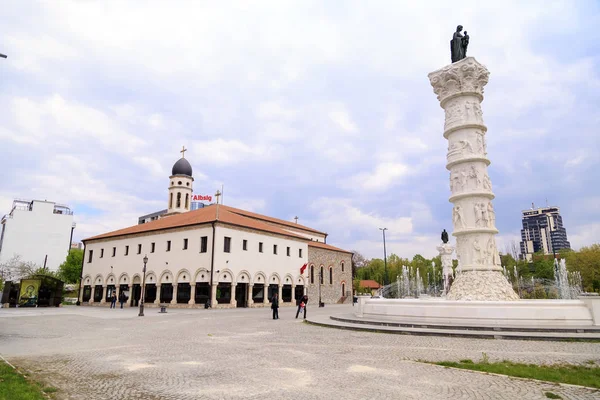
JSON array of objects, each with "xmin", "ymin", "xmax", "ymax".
[
  {"xmin": 271, "ymin": 293, "xmax": 279, "ymax": 320},
  {"xmin": 119, "ymin": 291, "xmax": 127, "ymax": 309},
  {"xmin": 110, "ymin": 292, "xmax": 117, "ymax": 309},
  {"xmin": 295, "ymin": 294, "xmax": 308, "ymax": 319}
]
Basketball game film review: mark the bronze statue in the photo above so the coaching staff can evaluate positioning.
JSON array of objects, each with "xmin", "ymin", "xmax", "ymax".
[
  {"xmin": 450, "ymin": 25, "xmax": 469, "ymax": 63},
  {"xmin": 441, "ymin": 229, "xmax": 449, "ymax": 244}
]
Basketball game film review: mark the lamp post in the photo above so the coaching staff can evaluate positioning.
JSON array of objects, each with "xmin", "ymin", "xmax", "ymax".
[
  {"xmin": 379, "ymin": 228, "xmax": 388, "ymax": 286},
  {"xmin": 138, "ymin": 255, "xmax": 148, "ymax": 317}
]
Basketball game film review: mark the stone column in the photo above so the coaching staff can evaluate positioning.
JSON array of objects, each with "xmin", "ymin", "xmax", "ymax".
[
  {"xmin": 247, "ymin": 284, "xmax": 254, "ymax": 307},
  {"xmin": 189, "ymin": 284, "xmax": 196, "ymax": 305},
  {"xmin": 211, "ymin": 283, "xmax": 217, "ymax": 307},
  {"xmin": 263, "ymin": 287, "xmax": 269, "ymax": 304},
  {"xmin": 230, "ymin": 283, "xmax": 237, "ymax": 307},
  {"xmin": 278, "ymin": 284, "xmax": 283, "ymax": 305},
  {"xmin": 291, "ymin": 284, "xmax": 296, "ymax": 304},
  {"xmin": 171, "ymin": 284, "xmax": 178, "ymax": 304},
  {"xmin": 437, "ymin": 243, "xmax": 455, "ymax": 296},
  {"xmin": 154, "ymin": 285, "xmax": 161, "ymax": 304},
  {"xmin": 90, "ymin": 286, "xmax": 95, "ymax": 303},
  {"xmin": 428, "ymin": 57, "xmax": 518, "ymax": 301},
  {"xmin": 100, "ymin": 285, "xmax": 107, "ymax": 304}
]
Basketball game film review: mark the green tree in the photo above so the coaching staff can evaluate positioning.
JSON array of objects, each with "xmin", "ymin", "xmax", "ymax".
[{"xmin": 57, "ymin": 249, "xmax": 84, "ymax": 284}]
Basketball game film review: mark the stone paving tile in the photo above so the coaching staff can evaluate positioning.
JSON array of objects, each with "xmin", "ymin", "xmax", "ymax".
[{"xmin": 1, "ymin": 305, "xmax": 599, "ymax": 399}]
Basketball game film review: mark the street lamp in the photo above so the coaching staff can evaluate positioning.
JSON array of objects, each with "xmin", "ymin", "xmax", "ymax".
[
  {"xmin": 138, "ymin": 255, "xmax": 148, "ymax": 317},
  {"xmin": 379, "ymin": 228, "xmax": 388, "ymax": 286}
]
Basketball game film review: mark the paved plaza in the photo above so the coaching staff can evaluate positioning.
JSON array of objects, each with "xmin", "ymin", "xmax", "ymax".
[{"xmin": 1, "ymin": 305, "xmax": 599, "ymax": 399}]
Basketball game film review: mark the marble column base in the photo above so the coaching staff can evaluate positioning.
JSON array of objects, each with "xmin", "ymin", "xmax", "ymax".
[{"xmin": 447, "ymin": 270, "xmax": 519, "ymax": 301}]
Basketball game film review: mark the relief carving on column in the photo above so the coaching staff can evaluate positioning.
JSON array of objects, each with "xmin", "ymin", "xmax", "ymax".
[
  {"xmin": 474, "ymin": 201, "xmax": 496, "ymax": 228},
  {"xmin": 453, "ymin": 205, "xmax": 466, "ymax": 229},
  {"xmin": 428, "ymin": 57, "xmax": 490, "ymax": 104},
  {"xmin": 447, "ymin": 139, "xmax": 474, "ymax": 162},
  {"xmin": 475, "ymin": 130, "xmax": 487, "ymax": 156},
  {"xmin": 482, "ymin": 173, "xmax": 492, "ymax": 191}
]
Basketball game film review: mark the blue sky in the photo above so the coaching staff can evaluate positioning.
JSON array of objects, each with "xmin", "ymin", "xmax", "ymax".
[{"xmin": 1, "ymin": 1, "xmax": 599, "ymax": 259}]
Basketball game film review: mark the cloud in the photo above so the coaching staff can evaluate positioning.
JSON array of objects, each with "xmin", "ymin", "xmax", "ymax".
[{"xmin": 342, "ymin": 162, "xmax": 412, "ymax": 191}]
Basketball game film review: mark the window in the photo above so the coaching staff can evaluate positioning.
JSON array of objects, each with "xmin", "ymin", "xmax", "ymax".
[
  {"xmin": 299, "ymin": 248, "xmax": 303, "ymax": 258},
  {"xmin": 224, "ymin": 237, "xmax": 231, "ymax": 253},
  {"xmin": 183, "ymin": 238, "xmax": 188, "ymax": 250},
  {"xmin": 200, "ymin": 236, "xmax": 208, "ymax": 253},
  {"xmin": 310, "ymin": 265, "xmax": 314, "ymax": 284},
  {"xmin": 112, "ymin": 247, "xmax": 116, "ymax": 257},
  {"xmin": 167, "ymin": 241, "xmax": 171, "ymax": 252},
  {"xmin": 100, "ymin": 248, "xmax": 104, "ymax": 258},
  {"xmin": 125, "ymin": 245, "xmax": 129, "ymax": 256},
  {"xmin": 273, "ymin": 244, "xmax": 277, "ymax": 255},
  {"xmin": 341, "ymin": 261, "xmax": 345, "ymax": 272},
  {"xmin": 286, "ymin": 247, "xmax": 290, "ymax": 256},
  {"xmin": 137, "ymin": 244, "xmax": 142, "ymax": 254},
  {"xmin": 151, "ymin": 242, "xmax": 155, "ymax": 253},
  {"xmin": 169, "ymin": 193, "xmax": 173, "ymax": 208},
  {"xmin": 320, "ymin": 266, "xmax": 324, "ymax": 285},
  {"xmin": 259, "ymin": 242, "xmax": 263, "ymax": 253},
  {"xmin": 185, "ymin": 193, "xmax": 189, "ymax": 209},
  {"xmin": 329, "ymin": 267, "xmax": 333, "ymax": 285},
  {"xmin": 243, "ymin": 239, "xmax": 247, "ymax": 251},
  {"xmin": 176, "ymin": 192, "xmax": 181, "ymax": 208},
  {"xmin": 88, "ymin": 249, "xmax": 94, "ymax": 263}
]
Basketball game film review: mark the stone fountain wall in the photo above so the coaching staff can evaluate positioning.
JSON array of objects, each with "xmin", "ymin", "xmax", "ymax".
[{"xmin": 428, "ymin": 57, "xmax": 519, "ymax": 301}]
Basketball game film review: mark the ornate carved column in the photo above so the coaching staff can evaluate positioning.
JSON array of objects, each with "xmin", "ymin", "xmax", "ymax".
[{"xmin": 428, "ymin": 57, "xmax": 518, "ymax": 301}]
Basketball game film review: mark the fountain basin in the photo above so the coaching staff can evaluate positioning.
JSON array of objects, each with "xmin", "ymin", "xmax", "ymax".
[{"xmin": 356, "ymin": 296, "xmax": 599, "ymax": 327}]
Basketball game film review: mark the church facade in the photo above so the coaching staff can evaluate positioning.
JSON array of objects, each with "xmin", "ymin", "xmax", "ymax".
[{"xmin": 79, "ymin": 154, "xmax": 353, "ymax": 309}]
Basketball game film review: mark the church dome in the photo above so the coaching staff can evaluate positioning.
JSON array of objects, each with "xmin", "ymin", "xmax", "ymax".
[{"xmin": 171, "ymin": 157, "xmax": 193, "ymax": 176}]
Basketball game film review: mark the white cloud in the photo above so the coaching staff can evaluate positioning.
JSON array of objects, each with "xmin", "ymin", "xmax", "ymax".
[
  {"xmin": 329, "ymin": 108, "xmax": 358, "ymax": 134},
  {"xmin": 343, "ymin": 162, "xmax": 412, "ymax": 191}
]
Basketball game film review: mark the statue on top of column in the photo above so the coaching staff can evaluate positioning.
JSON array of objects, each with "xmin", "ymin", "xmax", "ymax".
[
  {"xmin": 441, "ymin": 229, "xmax": 449, "ymax": 244},
  {"xmin": 451, "ymin": 25, "xmax": 469, "ymax": 63}
]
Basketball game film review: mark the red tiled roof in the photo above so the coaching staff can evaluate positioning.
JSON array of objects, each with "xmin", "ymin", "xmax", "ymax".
[
  {"xmin": 359, "ymin": 280, "xmax": 380, "ymax": 289},
  {"xmin": 308, "ymin": 240, "xmax": 353, "ymax": 255},
  {"xmin": 224, "ymin": 205, "xmax": 327, "ymax": 235},
  {"xmin": 84, "ymin": 205, "xmax": 335, "ymax": 247}
]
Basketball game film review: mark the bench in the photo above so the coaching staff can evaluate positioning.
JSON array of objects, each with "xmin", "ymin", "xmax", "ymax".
[{"xmin": 159, "ymin": 303, "xmax": 168, "ymax": 313}]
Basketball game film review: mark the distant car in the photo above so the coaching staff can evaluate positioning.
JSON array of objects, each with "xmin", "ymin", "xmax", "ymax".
[{"xmin": 371, "ymin": 295, "xmax": 382, "ymax": 299}]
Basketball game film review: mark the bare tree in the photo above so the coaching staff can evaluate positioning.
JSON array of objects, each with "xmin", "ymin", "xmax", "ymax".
[{"xmin": 0, "ymin": 255, "xmax": 40, "ymax": 282}]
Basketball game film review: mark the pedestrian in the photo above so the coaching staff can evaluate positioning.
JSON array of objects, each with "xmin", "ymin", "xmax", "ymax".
[
  {"xmin": 295, "ymin": 294, "xmax": 308, "ymax": 319},
  {"xmin": 110, "ymin": 292, "xmax": 117, "ymax": 309},
  {"xmin": 271, "ymin": 293, "xmax": 279, "ymax": 320},
  {"xmin": 119, "ymin": 291, "xmax": 127, "ymax": 309}
]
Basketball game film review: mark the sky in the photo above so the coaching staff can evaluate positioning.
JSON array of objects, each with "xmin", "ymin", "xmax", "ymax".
[{"xmin": 1, "ymin": 1, "xmax": 599, "ymax": 260}]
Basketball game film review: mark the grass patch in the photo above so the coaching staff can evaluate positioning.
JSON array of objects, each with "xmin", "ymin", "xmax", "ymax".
[
  {"xmin": 435, "ymin": 360, "xmax": 600, "ymax": 389},
  {"xmin": 545, "ymin": 392, "xmax": 562, "ymax": 399},
  {"xmin": 0, "ymin": 361, "xmax": 54, "ymax": 399}
]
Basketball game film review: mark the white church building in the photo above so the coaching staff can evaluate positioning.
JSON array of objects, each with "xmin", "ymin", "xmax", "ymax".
[{"xmin": 79, "ymin": 154, "xmax": 353, "ymax": 308}]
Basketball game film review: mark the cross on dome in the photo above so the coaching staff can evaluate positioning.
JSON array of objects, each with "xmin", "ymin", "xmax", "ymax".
[{"xmin": 180, "ymin": 146, "xmax": 187, "ymax": 158}]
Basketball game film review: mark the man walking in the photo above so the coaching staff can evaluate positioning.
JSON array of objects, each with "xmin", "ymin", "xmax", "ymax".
[
  {"xmin": 110, "ymin": 292, "xmax": 117, "ymax": 309},
  {"xmin": 295, "ymin": 294, "xmax": 308, "ymax": 319},
  {"xmin": 119, "ymin": 291, "xmax": 127, "ymax": 309}
]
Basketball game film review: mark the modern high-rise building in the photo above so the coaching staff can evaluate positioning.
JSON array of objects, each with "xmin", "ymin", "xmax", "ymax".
[
  {"xmin": 0, "ymin": 199, "xmax": 75, "ymax": 272},
  {"xmin": 519, "ymin": 205, "xmax": 571, "ymax": 262}
]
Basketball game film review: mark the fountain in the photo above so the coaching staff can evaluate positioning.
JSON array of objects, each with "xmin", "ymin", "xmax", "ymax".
[{"xmin": 350, "ymin": 56, "xmax": 600, "ymax": 330}]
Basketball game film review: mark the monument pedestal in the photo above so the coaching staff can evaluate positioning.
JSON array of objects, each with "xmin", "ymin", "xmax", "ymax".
[{"xmin": 428, "ymin": 57, "xmax": 518, "ymax": 301}]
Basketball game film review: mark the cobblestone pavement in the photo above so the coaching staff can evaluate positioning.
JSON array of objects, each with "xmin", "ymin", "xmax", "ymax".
[{"xmin": 1, "ymin": 305, "xmax": 599, "ymax": 400}]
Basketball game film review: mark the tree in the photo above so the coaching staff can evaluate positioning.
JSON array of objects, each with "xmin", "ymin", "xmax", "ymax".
[
  {"xmin": 0, "ymin": 255, "xmax": 39, "ymax": 281},
  {"xmin": 57, "ymin": 249, "xmax": 84, "ymax": 284}
]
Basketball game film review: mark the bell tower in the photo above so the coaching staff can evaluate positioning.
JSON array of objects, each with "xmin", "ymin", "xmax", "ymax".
[{"xmin": 166, "ymin": 146, "xmax": 194, "ymax": 216}]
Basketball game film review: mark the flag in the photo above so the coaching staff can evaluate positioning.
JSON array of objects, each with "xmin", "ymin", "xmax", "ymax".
[{"xmin": 300, "ymin": 263, "xmax": 307, "ymax": 274}]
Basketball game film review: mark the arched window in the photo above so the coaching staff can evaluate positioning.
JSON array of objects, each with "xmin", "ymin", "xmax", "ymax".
[
  {"xmin": 169, "ymin": 193, "xmax": 173, "ymax": 208},
  {"xmin": 176, "ymin": 192, "xmax": 181, "ymax": 208},
  {"xmin": 329, "ymin": 267, "xmax": 333, "ymax": 285},
  {"xmin": 185, "ymin": 193, "xmax": 189, "ymax": 209},
  {"xmin": 342, "ymin": 283, "xmax": 345, "ymax": 296},
  {"xmin": 310, "ymin": 265, "xmax": 314, "ymax": 284},
  {"xmin": 341, "ymin": 261, "xmax": 345, "ymax": 272},
  {"xmin": 320, "ymin": 266, "xmax": 324, "ymax": 285}
]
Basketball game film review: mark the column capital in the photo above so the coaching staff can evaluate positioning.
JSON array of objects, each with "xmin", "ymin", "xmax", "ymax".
[{"xmin": 428, "ymin": 57, "xmax": 489, "ymax": 106}]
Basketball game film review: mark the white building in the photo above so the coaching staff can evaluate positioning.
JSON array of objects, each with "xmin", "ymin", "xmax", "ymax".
[
  {"xmin": 0, "ymin": 199, "xmax": 75, "ymax": 271},
  {"xmin": 79, "ymin": 154, "xmax": 353, "ymax": 308}
]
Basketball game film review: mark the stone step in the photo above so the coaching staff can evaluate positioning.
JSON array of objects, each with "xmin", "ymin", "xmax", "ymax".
[
  {"xmin": 330, "ymin": 314, "xmax": 600, "ymax": 334},
  {"xmin": 306, "ymin": 314, "xmax": 600, "ymax": 341}
]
